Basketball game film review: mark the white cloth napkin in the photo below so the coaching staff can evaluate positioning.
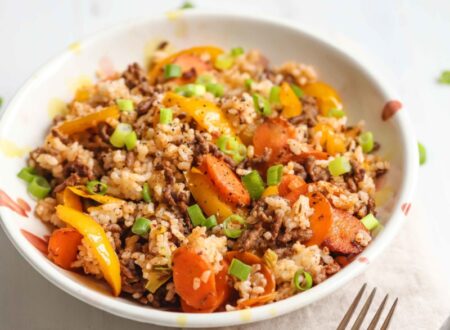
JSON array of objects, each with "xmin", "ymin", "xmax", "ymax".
[{"xmin": 218, "ymin": 201, "xmax": 450, "ymax": 330}]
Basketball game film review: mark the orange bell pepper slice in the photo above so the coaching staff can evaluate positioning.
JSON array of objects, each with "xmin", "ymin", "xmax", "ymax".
[
  {"xmin": 302, "ymin": 81, "xmax": 343, "ymax": 116},
  {"xmin": 56, "ymin": 106, "xmax": 119, "ymax": 135},
  {"xmin": 280, "ymin": 82, "xmax": 302, "ymax": 118},
  {"xmin": 55, "ymin": 205, "xmax": 121, "ymax": 296},
  {"xmin": 148, "ymin": 46, "xmax": 224, "ymax": 84},
  {"xmin": 67, "ymin": 186, "xmax": 124, "ymax": 205}
]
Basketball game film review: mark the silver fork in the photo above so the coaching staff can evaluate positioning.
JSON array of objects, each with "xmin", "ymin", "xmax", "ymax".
[{"xmin": 337, "ymin": 283, "xmax": 398, "ymax": 330}]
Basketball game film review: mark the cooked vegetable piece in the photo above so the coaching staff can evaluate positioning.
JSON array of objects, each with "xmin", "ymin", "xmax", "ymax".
[
  {"xmin": 280, "ymin": 82, "xmax": 302, "ymax": 118},
  {"xmin": 124, "ymin": 131, "xmax": 138, "ymax": 150},
  {"xmin": 230, "ymin": 47, "xmax": 244, "ymax": 57},
  {"xmin": 302, "ymin": 81, "xmax": 343, "ymax": 116},
  {"xmin": 202, "ymin": 154, "xmax": 250, "ymax": 206},
  {"xmin": 159, "ymin": 108, "xmax": 173, "ymax": 124},
  {"xmin": 86, "ymin": 180, "xmax": 107, "ymax": 195},
  {"xmin": 263, "ymin": 249, "xmax": 278, "ymax": 269},
  {"xmin": 223, "ymin": 214, "xmax": 246, "ymax": 238},
  {"xmin": 293, "ymin": 269, "xmax": 313, "ymax": 291},
  {"xmin": 323, "ymin": 208, "xmax": 369, "ymax": 254},
  {"xmin": 47, "ymin": 228, "xmax": 83, "ymax": 270},
  {"xmin": 56, "ymin": 106, "xmax": 119, "ymax": 135},
  {"xmin": 305, "ymin": 192, "xmax": 333, "ymax": 247},
  {"xmin": 110, "ymin": 123, "xmax": 133, "ymax": 148},
  {"xmin": 17, "ymin": 166, "xmax": 37, "ymax": 183},
  {"xmin": 266, "ymin": 165, "xmax": 283, "ymax": 186},
  {"xmin": 175, "ymin": 83, "xmax": 206, "ymax": 97},
  {"xmin": 116, "ymin": 98, "xmax": 134, "ymax": 112},
  {"xmin": 361, "ymin": 213, "xmax": 380, "ymax": 231},
  {"xmin": 172, "ymin": 246, "xmax": 217, "ymax": 309},
  {"xmin": 228, "ymin": 258, "xmax": 252, "ymax": 281},
  {"xmin": 28, "ymin": 176, "xmax": 51, "ymax": 199},
  {"xmin": 216, "ymin": 135, "xmax": 246, "ymax": 163},
  {"xmin": 290, "ymin": 84, "xmax": 304, "ymax": 98},
  {"xmin": 253, "ymin": 93, "xmax": 272, "ymax": 116},
  {"xmin": 328, "ymin": 156, "xmax": 351, "ymax": 176},
  {"xmin": 131, "ymin": 217, "xmax": 151, "ymax": 237},
  {"xmin": 242, "ymin": 170, "xmax": 265, "ymax": 200},
  {"xmin": 244, "ymin": 78, "xmax": 253, "ymax": 89},
  {"xmin": 202, "ymin": 215, "xmax": 218, "ymax": 229},
  {"xmin": 214, "ymin": 54, "xmax": 234, "ymax": 70},
  {"xmin": 327, "ymin": 108, "xmax": 345, "ymax": 118},
  {"xmin": 418, "ymin": 142, "xmax": 426, "ymax": 165},
  {"xmin": 187, "ymin": 204, "xmax": 206, "ymax": 226},
  {"xmin": 269, "ymin": 86, "xmax": 281, "ymax": 104},
  {"xmin": 237, "ymin": 293, "xmax": 277, "ymax": 309},
  {"xmin": 205, "ymin": 83, "xmax": 224, "ymax": 97},
  {"xmin": 164, "ymin": 63, "xmax": 182, "ymax": 79},
  {"xmin": 67, "ymin": 186, "xmax": 124, "ymax": 205},
  {"xmin": 62, "ymin": 187, "xmax": 83, "ymax": 211},
  {"xmin": 142, "ymin": 182, "xmax": 151, "ymax": 202},
  {"xmin": 55, "ymin": 205, "xmax": 121, "ymax": 296},
  {"xmin": 261, "ymin": 185, "xmax": 279, "ymax": 198},
  {"xmin": 145, "ymin": 271, "xmax": 172, "ymax": 294},
  {"xmin": 359, "ymin": 131, "xmax": 374, "ymax": 153},
  {"xmin": 278, "ymin": 174, "xmax": 307, "ymax": 205}
]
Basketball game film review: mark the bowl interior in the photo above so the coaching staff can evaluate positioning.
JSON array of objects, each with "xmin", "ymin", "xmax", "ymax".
[{"xmin": 0, "ymin": 12, "xmax": 414, "ymax": 327}]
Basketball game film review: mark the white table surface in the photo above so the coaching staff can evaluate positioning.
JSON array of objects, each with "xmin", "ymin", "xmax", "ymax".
[{"xmin": 1, "ymin": 0, "xmax": 449, "ymax": 329}]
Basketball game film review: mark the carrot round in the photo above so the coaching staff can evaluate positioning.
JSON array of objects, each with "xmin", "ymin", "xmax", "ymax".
[
  {"xmin": 172, "ymin": 246, "xmax": 218, "ymax": 309},
  {"xmin": 48, "ymin": 228, "xmax": 83, "ymax": 270},
  {"xmin": 278, "ymin": 174, "xmax": 308, "ymax": 205},
  {"xmin": 304, "ymin": 192, "xmax": 333, "ymax": 247},
  {"xmin": 323, "ymin": 209, "xmax": 369, "ymax": 254},
  {"xmin": 202, "ymin": 154, "xmax": 250, "ymax": 206},
  {"xmin": 172, "ymin": 54, "xmax": 211, "ymax": 83}
]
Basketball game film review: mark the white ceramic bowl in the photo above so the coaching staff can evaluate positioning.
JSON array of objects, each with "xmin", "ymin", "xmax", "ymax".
[{"xmin": 0, "ymin": 11, "xmax": 418, "ymax": 328}]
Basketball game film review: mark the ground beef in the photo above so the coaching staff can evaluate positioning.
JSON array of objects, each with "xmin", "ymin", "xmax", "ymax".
[
  {"xmin": 122, "ymin": 62, "xmax": 152, "ymax": 96},
  {"xmin": 305, "ymin": 157, "xmax": 330, "ymax": 182},
  {"xmin": 192, "ymin": 132, "xmax": 236, "ymax": 169},
  {"xmin": 344, "ymin": 160, "xmax": 366, "ymax": 192}
]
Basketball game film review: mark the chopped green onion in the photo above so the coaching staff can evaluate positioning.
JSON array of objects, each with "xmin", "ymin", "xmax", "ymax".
[
  {"xmin": 132, "ymin": 217, "xmax": 151, "ymax": 237},
  {"xmin": 327, "ymin": 108, "xmax": 346, "ymax": 119},
  {"xmin": 358, "ymin": 131, "xmax": 374, "ymax": 153},
  {"xmin": 267, "ymin": 165, "xmax": 283, "ymax": 186},
  {"xmin": 179, "ymin": 1, "xmax": 194, "ymax": 9},
  {"xmin": 110, "ymin": 123, "xmax": 133, "ymax": 148},
  {"xmin": 174, "ymin": 83, "xmax": 206, "ymax": 97},
  {"xmin": 252, "ymin": 93, "xmax": 272, "ymax": 116},
  {"xmin": 145, "ymin": 270, "xmax": 171, "ymax": 294},
  {"xmin": 228, "ymin": 258, "xmax": 252, "ymax": 281},
  {"xmin": 361, "ymin": 213, "xmax": 380, "ymax": 231},
  {"xmin": 230, "ymin": 47, "xmax": 244, "ymax": 57},
  {"xmin": 269, "ymin": 86, "xmax": 281, "ymax": 104},
  {"xmin": 196, "ymin": 75, "xmax": 213, "ymax": 85},
  {"xmin": 290, "ymin": 84, "xmax": 304, "ymax": 98},
  {"xmin": 202, "ymin": 215, "xmax": 217, "ymax": 229},
  {"xmin": 223, "ymin": 214, "xmax": 246, "ymax": 238},
  {"xmin": 205, "ymin": 83, "xmax": 224, "ymax": 97},
  {"xmin": 17, "ymin": 167, "xmax": 37, "ymax": 183},
  {"xmin": 28, "ymin": 176, "xmax": 51, "ymax": 199},
  {"xmin": 159, "ymin": 108, "xmax": 173, "ymax": 124},
  {"xmin": 187, "ymin": 204, "xmax": 206, "ymax": 226},
  {"xmin": 328, "ymin": 156, "xmax": 352, "ymax": 176},
  {"xmin": 244, "ymin": 79, "xmax": 253, "ymax": 90},
  {"xmin": 216, "ymin": 135, "xmax": 246, "ymax": 163},
  {"xmin": 418, "ymin": 142, "xmax": 426, "ymax": 165},
  {"xmin": 242, "ymin": 170, "xmax": 265, "ymax": 200},
  {"xmin": 86, "ymin": 180, "xmax": 107, "ymax": 195},
  {"xmin": 214, "ymin": 54, "xmax": 234, "ymax": 70},
  {"xmin": 438, "ymin": 70, "xmax": 450, "ymax": 84},
  {"xmin": 164, "ymin": 63, "xmax": 182, "ymax": 79},
  {"xmin": 124, "ymin": 131, "xmax": 137, "ymax": 150},
  {"xmin": 116, "ymin": 98, "xmax": 134, "ymax": 112},
  {"xmin": 293, "ymin": 269, "xmax": 313, "ymax": 291},
  {"xmin": 142, "ymin": 182, "xmax": 152, "ymax": 203}
]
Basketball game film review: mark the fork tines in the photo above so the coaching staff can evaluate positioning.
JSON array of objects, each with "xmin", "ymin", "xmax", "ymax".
[{"xmin": 336, "ymin": 283, "xmax": 398, "ymax": 330}]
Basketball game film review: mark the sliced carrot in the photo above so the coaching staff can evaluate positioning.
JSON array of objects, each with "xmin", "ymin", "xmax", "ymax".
[
  {"xmin": 237, "ymin": 292, "xmax": 277, "ymax": 309},
  {"xmin": 293, "ymin": 150, "xmax": 328, "ymax": 162},
  {"xmin": 48, "ymin": 228, "xmax": 83, "ymax": 270},
  {"xmin": 323, "ymin": 209, "xmax": 369, "ymax": 254},
  {"xmin": 278, "ymin": 174, "xmax": 307, "ymax": 205},
  {"xmin": 172, "ymin": 246, "xmax": 218, "ymax": 309},
  {"xmin": 253, "ymin": 117, "xmax": 296, "ymax": 166},
  {"xmin": 304, "ymin": 192, "xmax": 333, "ymax": 247},
  {"xmin": 171, "ymin": 54, "xmax": 211, "ymax": 84},
  {"xmin": 201, "ymin": 154, "xmax": 250, "ymax": 206}
]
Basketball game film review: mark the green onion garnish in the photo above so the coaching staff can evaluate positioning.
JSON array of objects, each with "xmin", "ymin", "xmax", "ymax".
[
  {"xmin": 159, "ymin": 108, "xmax": 173, "ymax": 125},
  {"xmin": 361, "ymin": 213, "xmax": 380, "ymax": 231},
  {"xmin": 269, "ymin": 86, "xmax": 281, "ymax": 104},
  {"xmin": 86, "ymin": 180, "xmax": 107, "ymax": 195},
  {"xmin": 230, "ymin": 47, "xmax": 244, "ymax": 57},
  {"xmin": 418, "ymin": 142, "xmax": 426, "ymax": 165},
  {"xmin": 438, "ymin": 70, "xmax": 450, "ymax": 84},
  {"xmin": 110, "ymin": 123, "xmax": 133, "ymax": 148},
  {"xmin": 214, "ymin": 54, "xmax": 234, "ymax": 70},
  {"xmin": 142, "ymin": 182, "xmax": 151, "ymax": 203},
  {"xmin": 327, "ymin": 108, "xmax": 346, "ymax": 119},
  {"xmin": 164, "ymin": 63, "xmax": 182, "ymax": 79},
  {"xmin": 132, "ymin": 217, "xmax": 151, "ymax": 237},
  {"xmin": 244, "ymin": 79, "xmax": 253, "ymax": 90},
  {"xmin": 252, "ymin": 93, "xmax": 272, "ymax": 116},
  {"xmin": 290, "ymin": 84, "xmax": 304, "ymax": 98},
  {"xmin": 228, "ymin": 258, "xmax": 252, "ymax": 281},
  {"xmin": 124, "ymin": 131, "xmax": 137, "ymax": 150},
  {"xmin": 267, "ymin": 165, "xmax": 283, "ymax": 186},
  {"xmin": 116, "ymin": 98, "xmax": 134, "ymax": 112},
  {"xmin": 205, "ymin": 83, "xmax": 224, "ymax": 97},
  {"xmin": 174, "ymin": 84, "xmax": 206, "ymax": 97},
  {"xmin": 28, "ymin": 176, "xmax": 51, "ymax": 199},
  {"xmin": 180, "ymin": 1, "xmax": 194, "ymax": 9},
  {"xmin": 223, "ymin": 214, "xmax": 246, "ymax": 238},
  {"xmin": 293, "ymin": 269, "xmax": 313, "ymax": 291},
  {"xmin": 358, "ymin": 131, "xmax": 374, "ymax": 153},
  {"xmin": 242, "ymin": 170, "xmax": 265, "ymax": 200},
  {"xmin": 196, "ymin": 75, "xmax": 213, "ymax": 85},
  {"xmin": 202, "ymin": 215, "xmax": 217, "ymax": 229},
  {"xmin": 17, "ymin": 167, "xmax": 37, "ymax": 183},
  {"xmin": 216, "ymin": 135, "xmax": 246, "ymax": 163},
  {"xmin": 328, "ymin": 156, "xmax": 352, "ymax": 176},
  {"xmin": 187, "ymin": 204, "xmax": 206, "ymax": 226}
]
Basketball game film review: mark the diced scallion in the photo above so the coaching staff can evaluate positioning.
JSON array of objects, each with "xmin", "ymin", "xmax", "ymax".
[
  {"xmin": 269, "ymin": 86, "xmax": 281, "ymax": 104},
  {"xmin": 142, "ymin": 182, "xmax": 151, "ymax": 203},
  {"xmin": 86, "ymin": 180, "xmax": 107, "ymax": 195},
  {"xmin": 242, "ymin": 170, "xmax": 265, "ymax": 200},
  {"xmin": 179, "ymin": 1, "xmax": 194, "ymax": 9},
  {"xmin": 28, "ymin": 176, "xmax": 51, "ymax": 199},
  {"xmin": 205, "ymin": 83, "xmax": 224, "ymax": 97},
  {"xmin": 132, "ymin": 217, "xmax": 151, "ymax": 237},
  {"xmin": 202, "ymin": 215, "xmax": 217, "ymax": 229},
  {"xmin": 267, "ymin": 165, "xmax": 283, "ymax": 186},
  {"xmin": 216, "ymin": 135, "xmax": 246, "ymax": 163},
  {"xmin": 418, "ymin": 142, "xmax": 426, "ymax": 165},
  {"xmin": 361, "ymin": 213, "xmax": 380, "ymax": 231},
  {"xmin": 110, "ymin": 123, "xmax": 133, "ymax": 148},
  {"xmin": 327, "ymin": 108, "xmax": 346, "ymax": 119},
  {"xmin": 116, "ymin": 98, "xmax": 134, "ymax": 112},
  {"xmin": 244, "ymin": 79, "xmax": 253, "ymax": 89},
  {"xmin": 293, "ymin": 269, "xmax": 313, "ymax": 291},
  {"xmin": 17, "ymin": 167, "xmax": 37, "ymax": 183},
  {"xmin": 159, "ymin": 108, "xmax": 173, "ymax": 124},
  {"xmin": 290, "ymin": 84, "xmax": 304, "ymax": 98},
  {"xmin": 175, "ymin": 84, "xmax": 206, "ymax": 97},
  {"xmin": 214, "ymin": 54, "xmax": 234, "ymax": 70},
  {"xmin": 328, "ymin": 156, "xmax": 351, "ymax": 176},
  {"xmin": 223, "ymin": 214, "xmax": 246, "ymax": 238},
  {"xmin": 252, "ymin": 93, "xmax": 272, "ymax": 116},
  {"xmin": 228, "ymin": 258, "xmax": 252, "ymax": 281},
  {"xmin": 164, "ymin": 64, "xmax": 182, "ymax": 79},
  {"xmin": 196, "ymin": 75, "xmax": 213, "ymax": 85},
  {"xmin": 358, "ymin": 131, "xmax": 374, "ymax": 153},
  {"xmin": 124, "ymin": 131, "xmax": 137, "ymax": 150},
  {"xmin": 187, "ymin": 204, "xmax": 206, "ymax": 226},
  {"xmin": 230, "ymin": 47, "xmax": 244, "ymax": 57}
]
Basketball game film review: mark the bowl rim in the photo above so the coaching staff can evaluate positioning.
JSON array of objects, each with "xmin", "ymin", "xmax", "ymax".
[{"xmin": 0, "ymin": 10, "xmax": 418, "ymax": 328}]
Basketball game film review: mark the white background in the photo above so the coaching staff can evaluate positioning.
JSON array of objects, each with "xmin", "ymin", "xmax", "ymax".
[{"xmin": 1, "ymin": 0, "xmax": 449, "ymax": 329}]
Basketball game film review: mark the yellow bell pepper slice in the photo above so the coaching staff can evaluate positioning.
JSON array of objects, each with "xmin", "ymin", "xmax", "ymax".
[
  {"xmin": 56, "ymin": 106, "xmax": 119, "ymax": 135},
  {"xmin": 302, "ymin": 81, "xmax": 343, "ymax": 116},
  {"xmin": 55, "ymin": 205, "xmax": 121, "ymax": 296},
  {"xmin": 67, "ymin": 186, "xmax": 124, "ymax": 205},
  {"xmin": 313, "ymin": 123, "xmax": 346, "ymax": 155},
  {"xmin": 148, "ymin": 46, "xmax": 224, "ymax": 84},
  {"xmin": 185, "ymin": 169, "xmax": 234, "ymax": 222},
  {"xmin": 261, "ymin": 185, "xmax": 279, "ymax": 198},
  {"xmin": 280, "ymin": 82, "xmax": 302, "ymax": 118},
  {"xmin": 162, "ymin": 92, "xmax": 236, "ymax": 137},
  {"xmin": 62, "ymin": 187, "xmax": 83, "ymax": 211}
]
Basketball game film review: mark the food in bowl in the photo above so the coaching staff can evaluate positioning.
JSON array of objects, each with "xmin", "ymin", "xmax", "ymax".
[{"xmin": 18, "ymin": 43, "xmax": 389, "ymax": 312}]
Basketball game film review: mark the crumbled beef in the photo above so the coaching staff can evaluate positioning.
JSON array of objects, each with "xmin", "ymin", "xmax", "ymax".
[
  {"xmin": 305, "ymin": 157, "xmax": 330, "ymax": 182},
  {"xmin": 192, "ymin": 132, "xmax": 235, "ymax": 168},
  {"xmin": 97, "ymin": 122, "xmax": 112, "ymax": 143},
  {"xmin": 371, "ymin": 141, "xmax": 381, "ymax": 153},
  {"xmin": 344, "ymin": 160, "xmax": 365, "ymax": 192},
  {"xmin": 375, "ymin": 168, "xmax": 388, "ymax": 178},
  {"xmin": 136, "ymin": 97, "xmax": 154, "ymax": 116},
  {"xmin": 181, "ymin": 67, "xmax": 196, "ymax": 80},
  {"xmin": 122, "ymin": 62, "xmax": 152, "ymax": 95}
]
